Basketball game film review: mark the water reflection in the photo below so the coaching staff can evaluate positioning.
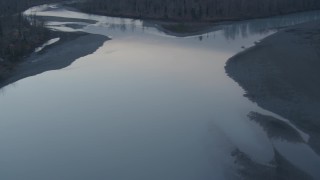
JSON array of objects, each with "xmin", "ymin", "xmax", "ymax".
[
  {"xmin": 231, "ymin": 148, "xmax": 313, "ymax": 180},
  {"xmin": 248, "ymin": 111, "xmax": 320, "ymax": 179},
  {"xmin": 1, "ymin": 4, "xmax": 317, "ymax": 180},
  {"xmin": 25, "ymin": 4, "xmax": 320, "ymax": 40},
  {"xmin": 220, "ymin": 11, "xmax": 320, "ymax": 40},
  {"xmin": 146, "ymin": 11, "xmax": 320, "ymax": 39},
  {"xmin": 29, "ymin": 7, "xmax": 320, "ymax": 57}
]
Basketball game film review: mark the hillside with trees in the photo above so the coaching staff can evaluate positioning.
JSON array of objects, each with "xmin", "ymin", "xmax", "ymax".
[{"xmin": 77, "ymin": 0, "xmax": 320, "ymax": 21}]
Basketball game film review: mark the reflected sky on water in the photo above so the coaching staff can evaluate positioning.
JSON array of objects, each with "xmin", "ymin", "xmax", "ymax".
[{"xmin": 1, "ymin": 4, "xmax": 320, "ymax": 180}]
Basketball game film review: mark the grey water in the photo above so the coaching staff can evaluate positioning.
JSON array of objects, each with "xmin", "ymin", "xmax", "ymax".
[{"xmin": 1, "ymin": 4, "xmax": 320, "ymax": 180}]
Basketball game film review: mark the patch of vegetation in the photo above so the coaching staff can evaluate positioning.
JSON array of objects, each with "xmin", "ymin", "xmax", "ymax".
[
  {"xmin": 73, "ymin": 0, "xmax": 320, "ymax": 22},
  {"xmin": 0, "ymin": 0, "xmax": 66, "ymax": 80}
]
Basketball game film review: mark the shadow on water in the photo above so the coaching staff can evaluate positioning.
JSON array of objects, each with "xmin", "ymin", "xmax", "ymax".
[
  {"xmin": 220, "ymin": 11, "xmax": 320, "ymax": 40},
  {"xmin": 29, "ymin": 4, "xmax": 320, "ymax": 40},
  {"xmin": 233, "ymin": 111, "xmax": 320, "ymax": 179},
  {"xmin": 231, "ymin": 148, "xmax": 313, "ymax": 180},
  {"xmin": 143, "ymin": 10, "xmax": 320, "ymax": 39}
]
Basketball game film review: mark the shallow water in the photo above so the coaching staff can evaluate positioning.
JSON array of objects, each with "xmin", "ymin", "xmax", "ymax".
[
  {"xmin": 1, "ymin": 4, "xmax": 320, "ymax": 180},
  {"xmin": 35, "ymin": 37, "xmax": 60, "ymax": 53}
]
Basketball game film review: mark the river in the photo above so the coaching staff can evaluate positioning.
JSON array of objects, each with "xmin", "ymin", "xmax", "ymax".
[{"xmin": 1, "ymin": 4, "xmax": 320, "ymax": 180}]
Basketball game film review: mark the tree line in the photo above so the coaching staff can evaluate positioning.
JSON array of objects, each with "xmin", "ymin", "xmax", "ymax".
[
  {"xmin": 0, "ymin": 0, "xmax": 64, "ymax": 61},
  {"xmin": 0, "ymin": 0, "xmax": 63, "ymax": 16},
  {"xmin": 79, "ymin": 0, "xmax": 320, "ymax": 21},
  {"xmin": 0, "ymin": 0, "xmax": 65, "ymax": 79}
]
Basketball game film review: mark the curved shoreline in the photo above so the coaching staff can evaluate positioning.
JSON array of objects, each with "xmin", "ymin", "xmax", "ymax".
[
  {"xmin": 0, "ymin": 32, "xmax": 109, "ymax": 89},
  {"xmin": 226, "ymin": 20, "xmax": 320, "ymax": 155}
]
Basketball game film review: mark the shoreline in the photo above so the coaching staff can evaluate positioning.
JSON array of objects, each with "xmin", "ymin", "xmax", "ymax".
[
  {"xmin": 64, "ymin": 2, "xmax": 320, "ymax": 36},
  {"xmin": 67, "ymin": 1, "xmax": 320, "ymax": 24},
  {"xmin": 1, "ymin": 3, "xmax": 320, "ymax": 179},
  {"xmin": 226, "ymin": 20, "xmax": 320, "ymax": 155},
  {"xmin": 0, "ymin": 31, "xmax": 109, "ymax": 89}
]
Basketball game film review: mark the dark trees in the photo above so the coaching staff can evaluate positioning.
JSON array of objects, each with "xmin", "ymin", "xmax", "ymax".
[
  {"xmin": 79, "ymin": 0, "xmax": 320, "ymax": 21},
  {"xmin": 0, "ymin": 0, "xmax": 65, "ymax": 63},
  {"xmin": 0, "ymin": 21, "xmax": 3, "ymax": 38}
]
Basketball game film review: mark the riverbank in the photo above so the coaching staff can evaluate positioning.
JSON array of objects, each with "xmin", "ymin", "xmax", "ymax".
[
  {"xmin": 0, "ymin": 15, "xmax": 51, "ymax": 70},
  {"xmin": 66, "ymin": 1, "xmax": 320, "ymax": 36},
  {"xmin": 0, "ymin": 31, "xmax": 108, "ymax": 89},
  {"xmin": 68, "ymin": 0, "xmax": 320, "ymax": 24},
  {"xmin": 226, "ymin": 20, "xmax": 320, "ymax": 156}
]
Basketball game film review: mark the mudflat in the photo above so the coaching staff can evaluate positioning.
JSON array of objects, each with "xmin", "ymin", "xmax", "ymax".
[
  {"xmin": 0, "ymin": 32, "xmax": 108, "ymax": 89},
  {"xmin": 226, "ymin": 20, "xmax": 320, "ymax": 156}
]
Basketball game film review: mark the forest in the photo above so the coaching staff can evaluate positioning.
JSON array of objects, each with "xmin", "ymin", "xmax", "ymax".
[
  {"xmin": 0, "ymin": 0, "xmax": 64, "ymax": 79},
  {"xmin": 2, "ymin": 0, "xmax": 320, "ymax": 65},
  {"xmin": 0, "ymin": 0, "xmax": 62, "ymax": 15},
  {"xmin": 77, "ymin": 0, "xmax": 320, "ymax": 21}
]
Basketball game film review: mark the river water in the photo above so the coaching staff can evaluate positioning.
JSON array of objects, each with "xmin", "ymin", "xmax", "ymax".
[{"xmin": 1, "ymin": 4, "xmax": 320, "ymax": 180}]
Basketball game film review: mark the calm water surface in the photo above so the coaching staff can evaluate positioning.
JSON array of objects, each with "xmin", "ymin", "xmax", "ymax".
[{"xmin": 1, "ymin": 4, "xmax": 320, "ymax": 180}]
